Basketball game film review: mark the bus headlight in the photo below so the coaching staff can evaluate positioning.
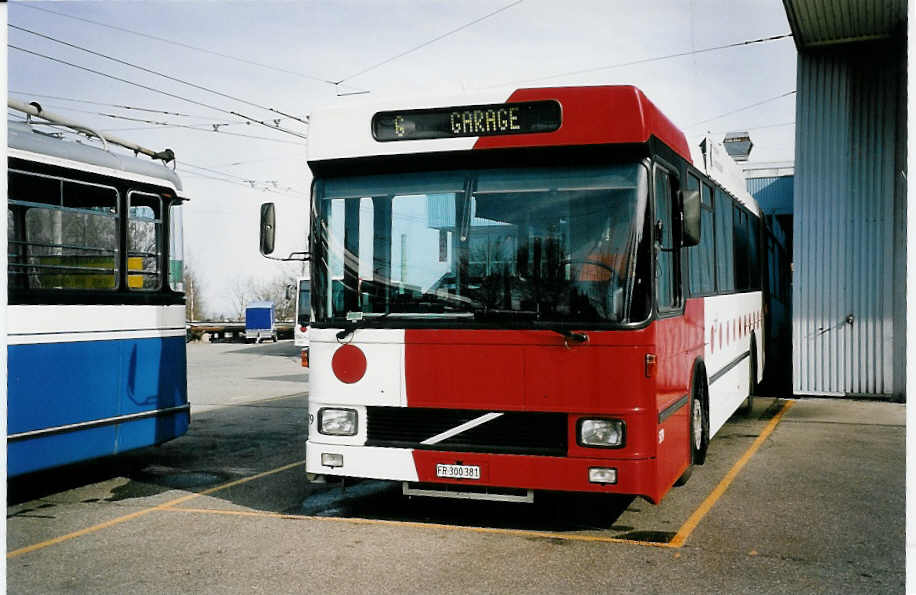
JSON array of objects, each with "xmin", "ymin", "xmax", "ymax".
[
  {"xmin": 578, "ymin": 418, "xmax": 625, "ymax": 448},
  {"xmin": 318, "ymin": 408, "xmax": 358, "ymax": 436}
]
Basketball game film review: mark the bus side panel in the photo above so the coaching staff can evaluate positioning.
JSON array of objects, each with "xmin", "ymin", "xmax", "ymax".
[
  {"xmin": 703, "ymin": 292, "xmax": 764, "ymax": 437},
  {"xmin": 8, "ymin": 335, "xmax": 189, "ymax": 475},
  {"xmin": 653, "ymin": 298, "xmax": 704, "ymax": 496},
  {"xmin": 117, "ymin": 335, "xmax": 188, "ymax": 415},
  {"xmin": 114, "ymin": 411, "xmax": 190, "ymax": 454},
  {"xmin": 8, "ymin": 340, "xmax": 121, "ymax": 433},
  {"xmin": 115, "ymin": 335, "xmax": 189, "ymax": 451},
  {"xmin": 8, "ymin": 428, "xmax": 117, "ymax": 477}
]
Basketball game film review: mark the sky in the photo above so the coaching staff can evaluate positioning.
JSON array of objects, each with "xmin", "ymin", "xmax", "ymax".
[{"xmin": 7, "ymin": 0, "xmax": 798, "ymax": 316}]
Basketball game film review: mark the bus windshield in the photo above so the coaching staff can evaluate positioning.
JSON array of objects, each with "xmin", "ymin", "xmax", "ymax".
[{"xmin": 313, "ymin": 163, "xmax": 650, "ymax": 326}]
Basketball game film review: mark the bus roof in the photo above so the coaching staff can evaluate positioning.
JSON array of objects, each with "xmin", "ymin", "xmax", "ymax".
[
  {"xmin": 307, "ymin": 85, "xmax": 691, "ymax": 164},
  {"xmin": 8, "ymin": 120, "xmax": 184, "ymax": 194}
]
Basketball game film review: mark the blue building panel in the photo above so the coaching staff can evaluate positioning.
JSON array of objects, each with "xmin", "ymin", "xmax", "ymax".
[{"xmin": 746, "ymin": 175, "xmax": 794, "ymax": 215}]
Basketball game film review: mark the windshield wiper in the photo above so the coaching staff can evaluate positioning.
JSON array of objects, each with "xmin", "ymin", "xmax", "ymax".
[
  {"xmin": 336, "ymin": 312, "xmax": 391, "ymax": 340},
  {"xmin": 335, "ymin": 309, "xmax": 479, "ymax": 340}
]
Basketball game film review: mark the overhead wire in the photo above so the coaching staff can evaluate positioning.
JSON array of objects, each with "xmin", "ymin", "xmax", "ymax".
[
  {"xmin": 6, "ymin": 99, "xmax": 252, "ymax": 128},
  {"xmin": 9, "ymin": 44, "xmax": 310, "ymax": 140},
  {"xmin": 94, "ymin": 123, "xmax": 307, "ymax": 145},
  {"xmin": 181, "ymin": 170, "xmax": 307, "ymax": 199},
  {"xmin": 9, "ymin": 90, "xmax": 238, "ymax": 119},
  {"xmin": 334, "ymin": 0, "xmax": 525, "ymax": 87},
  {"xmin": 9, "ymin": 24, "xmax": 310, "ymax": 128},
  {"xmin": 12, "ymin": 3, "xmax": 353, "ymax": 92},
  {"xmin": 14, "ymin": 101, "xmax": 305, "ymax": 143},
  {"xmin": 686, "ymin": 91, "xmax": 797, "ymax": 128},
  {"xmin": 483, "ymin": 33, "xmax": 794, "ymax": 88},
  {"xmin": 704, "ymin": 121, "xmax": 796, "ymax": 134},
  {"xmin": 14, "ymin": 110, "xmax": 305, "ymax": 146},
  {"xmin": 176, "ymin": 159, "xmax": 309, "ymax": 197}
]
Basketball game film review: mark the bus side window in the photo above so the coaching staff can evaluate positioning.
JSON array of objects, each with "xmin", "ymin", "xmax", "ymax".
[
  {"xmin": 9, "ymin": 171, "xmax": 120, "ymax": 291},
  {"xmin": 686, "ymin": 173, "xmax": 716, "ymax": 296},
  {"xmin": 714, "ymin": 188, "xmax": 735, "ymax": 293},
  {"xmin": 654, "ymin": 167, "xmax": 678, "ymax": 312},
  {"xmin": 127, "ymin": 191, "xmax": 163, "ymax": 291}
]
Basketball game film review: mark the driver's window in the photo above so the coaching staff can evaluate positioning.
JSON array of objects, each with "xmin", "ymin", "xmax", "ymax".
[{"xmin": 654, "ymin": 167, "xmax": 678, "ymax": 312}]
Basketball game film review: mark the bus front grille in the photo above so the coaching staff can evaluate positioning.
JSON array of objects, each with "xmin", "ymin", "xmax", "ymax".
[{"xmin": 365, "ymin": 406, "xmax": 568, "ymax": 456}]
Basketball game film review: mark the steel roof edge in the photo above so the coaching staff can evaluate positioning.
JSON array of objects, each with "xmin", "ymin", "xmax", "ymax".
[
  {"xmin": 783, "ymin": 0, "xmax": 906, "ymax": 50},
  {"xmin": 7, "ymin": 120, "xmax": 184, "ymax": 194}
]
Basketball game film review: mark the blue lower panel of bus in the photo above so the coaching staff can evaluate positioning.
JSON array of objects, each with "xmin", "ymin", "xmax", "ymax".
[{"xmin": 7, "ymin": 335, "xmax": 189, "ymax": 477}]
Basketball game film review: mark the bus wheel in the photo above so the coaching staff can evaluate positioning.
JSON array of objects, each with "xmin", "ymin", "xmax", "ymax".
[
  {"xmin": 738, "ymin": 338, "xmax": 757, "ymax": 417},
  {"xmin": 676, "ymin": 369, "xmax": 709, "ymax": 486},
  {"xmin": 690, "ymin": 371, "xmax": 709, "ymax": 466}
]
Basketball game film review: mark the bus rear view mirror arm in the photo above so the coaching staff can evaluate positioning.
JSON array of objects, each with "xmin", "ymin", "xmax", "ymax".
[{"xmin": 263, "ymin": 251, "xmax": 310, "ymax": 263}]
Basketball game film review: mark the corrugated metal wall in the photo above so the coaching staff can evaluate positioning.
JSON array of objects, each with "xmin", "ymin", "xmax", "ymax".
[
  {"xmin": 746, "ymin": 176, "xmax": 794, "ymax": 215},
  {"xmin": 792, "ymin": 45, "xmax": 905, "ymax": 398}
]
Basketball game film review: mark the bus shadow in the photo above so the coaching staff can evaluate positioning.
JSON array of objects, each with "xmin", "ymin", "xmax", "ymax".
[
  {"xmin": 7, "ymin": 394, "xmax": 306, "ymax": 508},
  {"xmin": 225, "ymin": 340, "xmax": 301, "ymax": 358},
  {"xmin": 8, "ymin": 395, "xmax": 639, "ymax": 535},
  {"xmin": 298, "ymin": 479, "xmax": 637, "ymax": 533}
]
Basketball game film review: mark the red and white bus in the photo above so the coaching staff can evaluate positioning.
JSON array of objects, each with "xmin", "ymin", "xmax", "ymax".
[{"xmin": 290, "ymin": 85, "xmax": 765, "ymax": 504}]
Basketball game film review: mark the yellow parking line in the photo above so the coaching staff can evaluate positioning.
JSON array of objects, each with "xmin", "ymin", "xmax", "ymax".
[
  {"xmin": 669, "ymin": 399, "xmax": 794, "ymax": 548},
  {"xmin": 7, "ymin": 460, "xmax": 306, "ymax": 559},
  {"xmin": 9, "ymin": 400, "xmax": 793, "ymax": 558},
  {"xmin": 163, "ymin": 506, "xmax": 676, "ymax": 548},
  {"xmin": 6, "ymin": 508, "xmax": 160, "ymax": 559}
]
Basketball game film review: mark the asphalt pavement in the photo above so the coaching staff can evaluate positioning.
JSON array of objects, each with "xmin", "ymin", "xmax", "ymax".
[{"xmin": 6, "ymin": 340, "xmax": 905, "ymax": 593}]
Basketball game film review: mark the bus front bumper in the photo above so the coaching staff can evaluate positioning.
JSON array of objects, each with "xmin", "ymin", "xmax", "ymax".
[{"xmin": 306, "ymin": 441, "xmax": 660, "ymax": 500}]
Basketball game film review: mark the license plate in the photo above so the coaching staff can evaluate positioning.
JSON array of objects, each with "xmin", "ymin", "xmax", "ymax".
[{"xmin": 436, "ymin": 463, "xmax": 480, "ymax": 480}]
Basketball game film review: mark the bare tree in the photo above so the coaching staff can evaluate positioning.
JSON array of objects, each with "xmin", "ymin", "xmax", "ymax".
[
  {"xmin": 183, "ymin": 260, "xmax": 207, "ymax": 321},
  {"xmin": 249, "ymin": 272, "xmax": 298, "ymax": 321},
  {"xmin": 227, "ymin": 266, "xmax": 299, "ymax": 322},
  {"xmin": 228, "ymin": 276, "xmax": 256, "ymax": 321}
]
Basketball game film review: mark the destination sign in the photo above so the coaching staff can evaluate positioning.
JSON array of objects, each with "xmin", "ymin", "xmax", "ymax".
[{"xmin": 372, "ymin": 100, "xmax": 561, "ymax": 142}]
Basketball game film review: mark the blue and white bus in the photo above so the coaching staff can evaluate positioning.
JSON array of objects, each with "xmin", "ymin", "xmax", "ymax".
[{"xmin": 7, "ymin": 101, "xmax": 190, "ymax": 476}]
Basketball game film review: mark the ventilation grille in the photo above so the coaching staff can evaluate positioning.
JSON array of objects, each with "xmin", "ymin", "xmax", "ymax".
[{"xmin": 366, "ymin": 406, "xmax": 568, "ymax": 456}]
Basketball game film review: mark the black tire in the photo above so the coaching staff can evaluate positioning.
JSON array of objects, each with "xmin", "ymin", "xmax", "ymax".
[
  {"xmin": 690, "ymin": 367, "xmax": 709, "ymax": 466},
  {"xmin": 676, "ymin": 366, "xmax": 709, "ymax": 487},
  {"xmin": 738, "ymin": 337, "xmax": 757, "ymax": 417},
  {"xmin": 674, "ymin": 465, "xmax": 693, "ymax": 487}
]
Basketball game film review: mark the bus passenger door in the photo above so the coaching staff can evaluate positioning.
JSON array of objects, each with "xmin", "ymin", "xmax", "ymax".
[{"xmin": 652, "ymin": 165, "xmax": 691, "ymax": 487}]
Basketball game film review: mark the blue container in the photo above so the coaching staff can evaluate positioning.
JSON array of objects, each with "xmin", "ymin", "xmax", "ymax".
[{"xmin": 245, "ymin": 301, "xmax": 275, "ymax": 333}]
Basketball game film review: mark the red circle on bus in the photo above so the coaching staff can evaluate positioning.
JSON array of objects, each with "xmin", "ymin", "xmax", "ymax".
[{"xmin": 332, "ymin": 344, "xmax": 367, "ymax": 384}]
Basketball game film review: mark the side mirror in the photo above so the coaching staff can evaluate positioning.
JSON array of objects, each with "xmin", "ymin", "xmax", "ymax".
[
  {"xmin": 260, "ymin": 202, "xmax": 276, "ymax": 255},
  {"xmin": 681, "ymin": 189, "xmax": 701, "ymax": 247}
]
